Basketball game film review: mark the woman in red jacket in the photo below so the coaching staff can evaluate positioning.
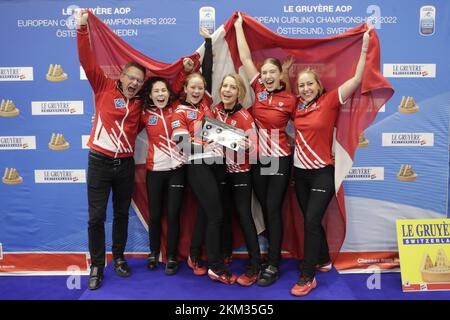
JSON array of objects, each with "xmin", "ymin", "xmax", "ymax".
[
  {"xmin": 289, "ymin": 27, "xmax": 371, "ymax": 296},
  {"xmin": 141, "ymin": 76, "xmax": 186, "ymax": 276},
  {"xmin": 212, "ymin": 74, "xmax": 262, "ymax": 286},
  {"xmin": 234, "ymin": 13, "xmax": 297, "ymax": 287},
  {"xmin": 171, "ymin": 28, "xmax": 237, "ymax": 285}
]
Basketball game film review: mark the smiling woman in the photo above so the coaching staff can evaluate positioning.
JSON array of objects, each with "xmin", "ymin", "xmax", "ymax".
[
  {"xmin": 139, "ymin": 75, "xmax": 186, "ymax": 276},
  {"xmin": 212, "ymin": 72, "xmax": 262, "ymax": 287},
  {"xmin": 170, "ymin": 27, "xmax": 239, "ymax": 285},
  {"xmin": 296, "ymin": 68, "xmax": 324, "ymax": 108},
  {"xmin": 287, "ymin": 26, "xmax": 372, "ymax": 297},
  {"xmin": 234, "ymin": 12, "xmax": 297, "ymax": 287}
]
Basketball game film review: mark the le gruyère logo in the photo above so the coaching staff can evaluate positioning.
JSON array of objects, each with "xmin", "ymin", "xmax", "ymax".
[
  {"xmin": 358, "ymin": 132, "xmax": 369, "ymax": 148},
  {"xmin": 2, "ymin": 167, "xmax": 23, "ymax": 185},
  {"xmin": 397, "ymin": 164, "xmax": 417, "ymax": 182},
  {"xmin": 0, "ymin": 99, "xmax": 19, "ymax": 117},
  {"xmin": 398, "ymin": 96, "xmax": 419, "ymax": 114},
  {"xmin": 46, "ymin": 64, "xmax": 68, "ymax": 82},
  {"xmin": 48, "ymin": 133, "xmax": 70, "ymax": 151}
]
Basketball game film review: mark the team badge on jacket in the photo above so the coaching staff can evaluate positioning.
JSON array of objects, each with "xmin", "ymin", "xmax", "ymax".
[
  {"xmin": 297, "ymin": 102, "xmax": 306, "ymax": 111},
  {"xmin": 258, "ymin": 91, "xmax": 268, "ymax": 102},
  {"xmin": 187, "ymin": 111, "xmax": 197, "ymax": 119},
  {"xmin": 114, "ymin": 98, "xmax": 126, "ymax": 109},
  {"xmin": 172, "ymin": 120, "xmax": 181, "ymax": 129},
  {"xmin": 148, "ymin": 115, "xmax": 158, "ymax": 125}
]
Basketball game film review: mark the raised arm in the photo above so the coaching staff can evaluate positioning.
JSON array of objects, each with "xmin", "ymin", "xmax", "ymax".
[
  {"xmin": 200, "ymin": 27, "xmax": 213, "ymax": 95},
  {"xmin": 171, "ymin": 58, "xmax": 194, "ymax": 96},
  {"xmin": 339, "ymin": 27, "xmax": 371, "ymax": 102},
  {"xmin": 281, "ymin": 56, "xmax": 294, "ymax": 93},
  {"xmin": 233, "ymin": 12, "xmax": 258, "ymax": 80},
  {"xmin": 76, "ymin": 9, "xmax": 107, "ymax": 91}
]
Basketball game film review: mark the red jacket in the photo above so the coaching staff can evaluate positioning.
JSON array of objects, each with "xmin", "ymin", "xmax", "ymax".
[
  {"xmin": 140, "ymin": 104, "xmax": 185, "ymax": 171},
  {"xmin": 294, "ymin": 88, "xmax": 342, "ymax": 169},
  {"xmin": 250, "ymin": 74, "xmax": 296, "ymax": 158},
  {"xmin": 212, "ymin": 103, "xmax": 257, "ymax": 173},
  {"xmin": 171, "ymin": 95, "xmax": 223, "ymax": 161},
  {"xmin": 77, "ymin": 26, "xmax": 142, "ymax": 158}
]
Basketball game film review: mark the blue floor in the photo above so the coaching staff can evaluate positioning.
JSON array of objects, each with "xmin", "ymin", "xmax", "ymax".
[
  {"xmin": 1, "ymin": 164, "xmax": 449, "ymax": 301},
  {"xmin": 1, "ymin": 258, "xmax": 449, "ymax": 300}
]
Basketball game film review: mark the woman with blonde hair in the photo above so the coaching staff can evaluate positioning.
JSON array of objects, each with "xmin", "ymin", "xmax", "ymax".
[
  {"xmin": 212, "ymin": 73, "xmax": 262, "ymax": 286},
  {"xmin": 171, "ymin": 28, "xmax": 237, "ymax": 285},
  {"xmin": 289, "ymin": 27, "xmax": 372, "ymax": 296}
]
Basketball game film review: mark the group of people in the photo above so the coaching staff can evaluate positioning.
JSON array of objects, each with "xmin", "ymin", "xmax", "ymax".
[{"xmin": 77, "ymin": 10, "xmax": 371, "ymax": 297}]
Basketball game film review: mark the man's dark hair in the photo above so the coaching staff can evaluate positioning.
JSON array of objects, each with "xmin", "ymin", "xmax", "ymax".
[{"xmin": 123, "ymin": 61, "xmax": 146, "ymax": 76}]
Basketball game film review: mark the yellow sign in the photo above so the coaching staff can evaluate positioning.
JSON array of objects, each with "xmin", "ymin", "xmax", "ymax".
[{"xmin": 396, "ymin": 219, "xmax": 450, "ymax": 292}]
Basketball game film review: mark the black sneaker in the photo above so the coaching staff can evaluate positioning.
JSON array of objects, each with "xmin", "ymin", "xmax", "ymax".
[
  {"xmin": 147, "ymin": 252, "xmax": 160, "ymax": 270},
  {"xmin": 113, "ymin": 258, "xmax": 131, "ymax": 277},
  {"xmin": 223, "ymin": 254, "xmax": 233, "ymax": 266},
  {"xmin": 256, "ymin": 265, "xmax": 279, "ymax": 287},
  {"xmin": 88, "ymin": 266, "xmax": 104, "ymax": 290},
  {"xmin": 165, "ymin": 258, "xmax": 179, "ymax": 276},
  {"xmin": 260, "ymin": 257, "xmax": 268, "ymax": 271}
]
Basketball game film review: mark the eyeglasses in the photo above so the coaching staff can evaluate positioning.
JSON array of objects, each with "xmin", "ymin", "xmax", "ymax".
[{"xmin": 124, "ymin": 73, "xmax": 144, "ymax": 85}]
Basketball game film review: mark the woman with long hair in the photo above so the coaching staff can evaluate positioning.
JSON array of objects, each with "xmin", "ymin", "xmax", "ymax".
[
  {"xmin": 171, "ymin": 28, "xmax": 237, "ymax": 285},
  {"xmin": 212, "ymin": 73, "xmax": 263, "ymax": 286},
  {"xmin": 141, "ymin": 76, "xmax": 186, "ymax": 275},
  {"xmin": 289, "ymin": 27, "xmax": 371, "ymax": 296},
  {"xmin": 234, "ymin": 13, "xmax": 297, "ymax": 286}
]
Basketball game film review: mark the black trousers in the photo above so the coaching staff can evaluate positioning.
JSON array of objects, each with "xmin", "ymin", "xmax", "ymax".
[
  {"xmin": 294, "ymin": 165, "xmax": 335, "ymax": 278},
  {"xmin": 146, "ymin": 166, "xmax": 185, "ymax": 258},
  {"xmin": 187, "ymin": 161, "xmax": 226, "ymax": 269},
  {"xmin": 87, "ymin": 150, "xmax": 135, "ymax": 267},
  {"xmin": 252, "ymin": 156, "xmax": 291, "ymax": 267},
  {"xmin": 222, "ymin": 171, "xmax": 261, "ymax": 268}
]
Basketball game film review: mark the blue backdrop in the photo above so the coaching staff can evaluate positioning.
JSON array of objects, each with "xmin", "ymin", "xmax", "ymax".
[{"xmin": 0, "ymin": 0, "xmax": 448, "ymax": 273}]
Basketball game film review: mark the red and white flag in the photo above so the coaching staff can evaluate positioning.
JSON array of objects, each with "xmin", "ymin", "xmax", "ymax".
[{"xmin": 85, "ymin": 12, "xmax": 393, "ymax": 262}]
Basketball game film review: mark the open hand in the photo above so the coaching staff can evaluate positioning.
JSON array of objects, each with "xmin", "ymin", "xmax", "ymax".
[
  {"xmin": 362, "ymin": 25, "xmax": 372, "ymax": 52},
  {"xmin": 200, "ymin": 27, "xmax": 211, "ymax": 38},
  {"xmin": 282, "ymin": 56, "xmax": 295, "ymax": 73},
  {"xmin": 183, "ymin": 58, "xmax": 195, "ymax": 73},
  {"xmin": 234, "ymin": 12, "xmax": 243, "ymax": 27},
  {"xmin": 77, "ymin": 9, "xmax": 88, "ymax": 26},
  {"xmin": 237, "ymin": 137, "xmax": 252, "ymax": 150}
]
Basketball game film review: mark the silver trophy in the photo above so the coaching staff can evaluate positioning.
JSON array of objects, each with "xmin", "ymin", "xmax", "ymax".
[{"xmin": 202, "ymin": 116, "xmax": 246, "ymax": 151}]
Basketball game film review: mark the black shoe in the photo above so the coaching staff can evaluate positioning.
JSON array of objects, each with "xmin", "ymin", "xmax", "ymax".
[
  {"xmin": 165, "ymin": 257, "xmax": 179, "ymax": 276},
  {"xmin": 88, "ymin": 266, "xmax": 104, "ymax": 290},
  {"xmin": 256, "ymin": 265, "xmax": 279, "ymax": 287},
  {"xmin": 113, "ymin": 258, "xmax": 131, "ymax": 277},
  {"xmin": 223, "ymin": 254, "xmax": 233, "ymax": 266},
  {"xmin": 261, "ymin": 257, "xmax": 268, "ymax": 270},
  {"xmin": 147, "ymin": 252, "xmax": 160, "ymax": 270}
]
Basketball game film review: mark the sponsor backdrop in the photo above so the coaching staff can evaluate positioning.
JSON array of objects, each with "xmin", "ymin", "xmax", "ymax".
[{"xmin": 0, "ymin": 0, "xmax": 448, "ymax": 274}]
